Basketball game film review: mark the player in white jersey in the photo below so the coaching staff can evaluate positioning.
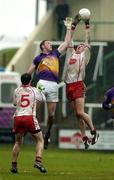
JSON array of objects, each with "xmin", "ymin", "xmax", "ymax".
[
  {"xmin": 64, "ymin": 19, "xmax": 99, "ymax": 149},
  {"xmin": 10, "ymin": 73, "xmax": 47, "ymax": 174}
]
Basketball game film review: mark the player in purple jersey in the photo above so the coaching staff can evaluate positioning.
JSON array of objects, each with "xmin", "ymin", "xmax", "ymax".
[
  {"xmin": 27, "ymin": 15, "xmax": 80, "ymax": 149},
  {"xmin": 102, "ymin": 87, "xmax": 114, "ymax": 117}
]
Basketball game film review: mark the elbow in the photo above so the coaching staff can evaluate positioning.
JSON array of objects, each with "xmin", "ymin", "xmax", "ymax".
[
  {"xmin": 64, "ymin": 41, "xmax": 69, "ymax": 48},
  {"xmin": 66, "ymin": 41, "xmax": 72, "ymax": 48}
]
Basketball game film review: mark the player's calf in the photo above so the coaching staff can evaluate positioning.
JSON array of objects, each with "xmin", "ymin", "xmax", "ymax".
[{"xmin": 44, "ymin": 132, "xmax": 50, "ymax": 149}]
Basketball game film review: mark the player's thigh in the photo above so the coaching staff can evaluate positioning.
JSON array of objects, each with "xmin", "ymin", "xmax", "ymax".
[
  {"xmin": 15, "ymin": 133, "xmax": 24, "ymax": 144},
  {"xmin": 32, "ymin": 131, "xmax": 43, "ymax": 142},
  {"xmin": 74, "ymin": 97, "xmax": 85, "ymax": 113},
  {"xmin": 47, "ymin": 102, "xmax": 57, "ymax": 116}
]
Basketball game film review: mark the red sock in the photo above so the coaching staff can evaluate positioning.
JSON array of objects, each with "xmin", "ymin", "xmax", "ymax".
[{"xmin": 82, "ymin": 136, "xmax": 88, "ymax": 142}]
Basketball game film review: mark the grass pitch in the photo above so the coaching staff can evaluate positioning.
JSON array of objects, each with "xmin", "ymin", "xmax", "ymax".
[{"xmin": 0, "ymin": 144, "xmax": 114, "ymax": 180}]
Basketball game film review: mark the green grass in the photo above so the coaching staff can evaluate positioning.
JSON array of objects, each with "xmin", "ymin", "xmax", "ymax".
[{"xmin": 0, "ymin": 144, "xmax": 114, "ymax": 180}]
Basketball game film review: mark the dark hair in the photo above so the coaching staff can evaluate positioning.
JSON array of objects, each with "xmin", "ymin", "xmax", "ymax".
[
  {"xmin": 21, "ymin": 73, "xmax": 31, "ymax": 85},
  {"xmin": 39, "ymin": 40, "xmax": 47, "ymax": 51}
]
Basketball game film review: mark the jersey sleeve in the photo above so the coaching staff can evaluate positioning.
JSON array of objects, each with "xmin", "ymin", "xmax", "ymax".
[
  {"xmin": 33, "ymin": 55, "xmax": 41, "ymax": 66},
  {"xmin": 53, "ymin": 49, "xmax": 61, "ymax": 58}
]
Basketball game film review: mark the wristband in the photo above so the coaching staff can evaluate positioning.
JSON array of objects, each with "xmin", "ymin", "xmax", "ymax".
[{"xmin": 71, "ymin": 23, "xmax": 76, "ymax": 30}]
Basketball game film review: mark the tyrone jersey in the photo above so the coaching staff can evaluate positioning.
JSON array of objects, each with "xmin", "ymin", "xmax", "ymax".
[
  {"xmin": 13, "ymin": 85, "xmax": 45, "ymax": 117},
  {"xmin": 33, "ymin": 49, "xmax": 61, "ymax": 83},
  {"xmin": 64, "ymin": 48, "xmax": 90, "ymax": 83}
]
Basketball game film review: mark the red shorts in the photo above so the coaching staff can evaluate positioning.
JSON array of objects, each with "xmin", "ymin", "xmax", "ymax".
[
  {"xmin": 66, "ymin": 81, "xmax": 86, "ymax": 102},
  {"xmin": 13, "ymin": 115, "xmax": 41, "ymax": 134}
]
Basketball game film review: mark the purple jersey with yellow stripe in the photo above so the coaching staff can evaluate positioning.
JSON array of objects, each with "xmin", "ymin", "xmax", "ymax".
[{"xmin": 33, "ymin": 49, "xmax": 61, "ymax": 83}]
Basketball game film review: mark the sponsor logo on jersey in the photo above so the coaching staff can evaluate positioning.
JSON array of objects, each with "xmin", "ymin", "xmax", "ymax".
[{"xmin": 69, "ymin": 58, "xmax": 77, "ymax": 64}]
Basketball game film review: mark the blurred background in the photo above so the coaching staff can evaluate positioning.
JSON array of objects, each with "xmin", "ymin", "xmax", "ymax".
[{"xmin": 0, "ymin": 0, "xmax": 114, "ymax": 150}]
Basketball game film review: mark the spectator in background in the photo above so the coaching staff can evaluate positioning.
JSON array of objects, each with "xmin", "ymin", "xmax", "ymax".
[
  {"xmin": 54, "ymin": 0, "xmax": 70, "ymax": 40},
  {"xmin": 10, "ymin": 73, "xmax": 47, "ymax": 174}
]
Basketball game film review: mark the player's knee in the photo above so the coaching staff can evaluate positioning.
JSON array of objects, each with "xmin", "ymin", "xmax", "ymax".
[
  {"xmin": 76, "ymin": 110, "xmax": 84, "ymax": 118},
  {"xmin": 16, "ymin": 139, "xmax": 23, "ymax": 145},
  {"xmin": 16, "ymin": 136, "xmax": 23, "ymax": 145},
  {"xmin": 37, "ymin": 133, "xmax": 44, "ymax": 143}
]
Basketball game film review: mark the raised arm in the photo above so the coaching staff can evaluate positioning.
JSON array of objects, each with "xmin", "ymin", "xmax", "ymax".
[
  {"xmin": 58, "ymin": 14, "xmax": 81, "ymax": 53},
  {"xmin": 57, "ymin": 17, "xmax": 73, "ymax": 53},
  {"xmin": 84, "ymin": 19, "xmax": 91, "ymax": 45},
  {"xmin": 27, "ymin": 63, "xmax": 36, "ymax": 75},
  {"xmin": 83, "ymin": 19, "xmax": 91, "ymax": 64}
]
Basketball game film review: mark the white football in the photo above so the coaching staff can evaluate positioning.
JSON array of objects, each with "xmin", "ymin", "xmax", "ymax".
[{"xmin": 79, "ymin": 8, "xmax": 91, "ymax": 20}]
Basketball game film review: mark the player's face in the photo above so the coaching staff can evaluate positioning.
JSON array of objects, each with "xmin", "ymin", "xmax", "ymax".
[
  {"xmin": 43, "ymin": 41, "xmax": 52, "ymax": 51},
  {"xmin": 76, "ymin": 44, "xmax": 85, "ymax": 53}
]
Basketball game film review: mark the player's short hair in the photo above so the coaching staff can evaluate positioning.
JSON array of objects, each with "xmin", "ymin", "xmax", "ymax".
[
  {"xmin": 39, "ymin": 40, "xmax": 47, "ymax": 51},
  {"xmin": 21, "ymin": 73, "xmax": 31, "ymax": 85}
]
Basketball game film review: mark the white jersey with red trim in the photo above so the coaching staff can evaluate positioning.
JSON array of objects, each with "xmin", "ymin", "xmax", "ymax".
[
  {"xmin": 13, "ymin": 85, "xmax": 45, "ymax": 116},
  {"xmin": 64, "ymin": 49, "xmax": 90, "ymax": 83}
]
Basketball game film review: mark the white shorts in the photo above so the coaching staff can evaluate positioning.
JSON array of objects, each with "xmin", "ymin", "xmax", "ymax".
[{"xmin": 37, "ymin": 80, "xmax": 59, "ymax": 102}]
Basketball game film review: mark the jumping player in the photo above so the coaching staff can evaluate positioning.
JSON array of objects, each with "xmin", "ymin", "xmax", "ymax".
[
  {"xmin": 64, "ymin": 19, "xmax": 99, "ymax": 149},
  {"xmin": 27, "ymin": 15, "xmax": 80, "ymax": 149}
]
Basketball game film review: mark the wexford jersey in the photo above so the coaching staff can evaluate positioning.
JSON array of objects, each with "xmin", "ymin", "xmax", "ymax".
[
  {"xmin": 13, "ymin": 85, "xmax": 45, "ymax": 117},
  {"xmin": 64, "ymin": 48, "xmax": 90, "ymax": 83},
  {"xmin": 33, "ymin": 49, "xmax": 61, "ymax": 83},
  {"xmin": 104, "ymin": 87, "xmax": 114, "ymax": 104}
]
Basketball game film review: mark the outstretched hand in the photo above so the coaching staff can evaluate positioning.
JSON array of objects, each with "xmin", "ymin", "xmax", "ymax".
[
  {"xmin": 72, "ymin": 14, "xmax": 81, "ymax": 26},
  {"xmin": 71, "ymin": 13, "xmax": 81, "ymax": 30},
  {"xmin": 64, "ymin": 17, "xmax": 73, "ymax": 29}
]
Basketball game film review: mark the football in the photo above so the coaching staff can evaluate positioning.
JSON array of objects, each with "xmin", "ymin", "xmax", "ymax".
[{"xmin": 79, "ymin": 8, "xmax": 91, "ymax": 20}]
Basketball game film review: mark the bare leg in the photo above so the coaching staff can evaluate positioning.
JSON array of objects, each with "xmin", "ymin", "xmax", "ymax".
[
  {"xmin": 78, "ymin": 118, "xmax": 86, "ymax": 137},
  {"xmin": 12, "ymin": 133, "xmax": 23, "ymax": 162},
  {"xmin": 71, "ymin": 101, "xmax": 86, "ymax": 137},
  {"xmin": 32, "ymin": 131, "xmax": 47, "ymax": 173},
  {"xmin": 11, "ymin": 133, "xmax": 23, "ymax": 173},
  {"xmin": 74, "ymin": 97, "xmax": 99, "ymax": 145},
  {"xmin": 44, "ymin": 102, "xmax": 56, "ymax": 149},
  {"xmin": 71, "ymin": 101, "xmax": 89, "ymax": 149},
  {"xmin": 74, "ymin": 98, "xmax": 95, "ymax": 131},
  {"xmin": 32, "ymin": 131, "xmax": 44, "ymax": 158},
  {"xmin": 46, "ymin": 102, "xmax": 56, "ymax": 134}
]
